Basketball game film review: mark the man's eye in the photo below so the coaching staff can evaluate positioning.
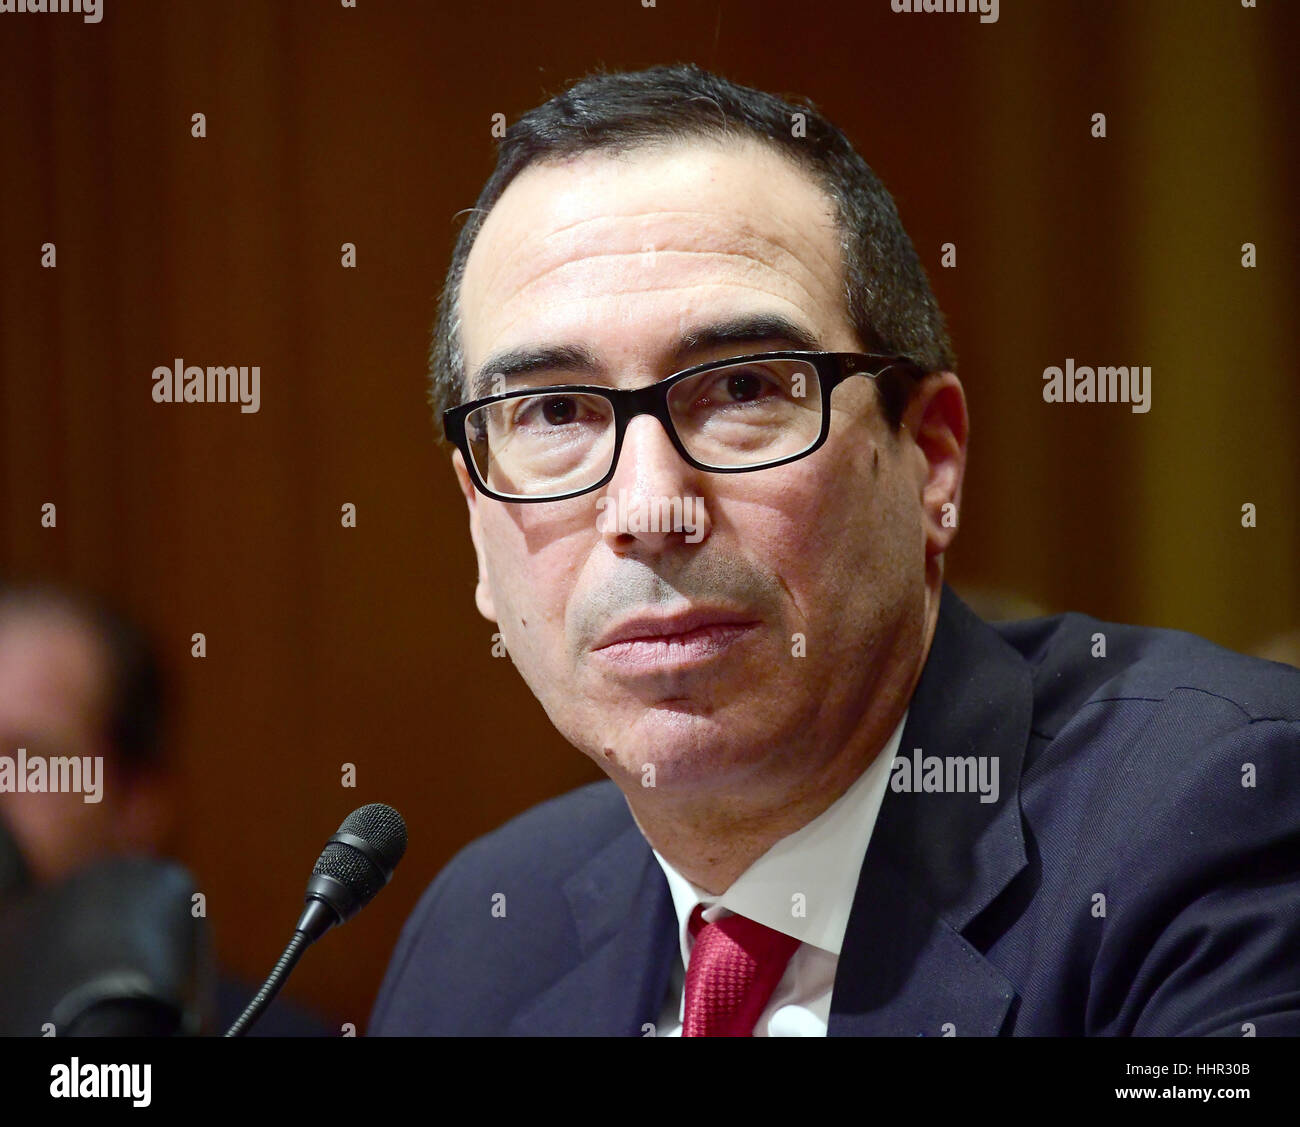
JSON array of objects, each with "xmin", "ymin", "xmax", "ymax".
[
  {"xmin": 545, "ymin": 397, "xmax": 577, "ymax": 425},
  {"xmin": 512, "ymin": 394, "xmax": 604, "ymax": 428},
  {"xmin": 699, "ymin": 367, "xmax": 785, "ymax": 406}
]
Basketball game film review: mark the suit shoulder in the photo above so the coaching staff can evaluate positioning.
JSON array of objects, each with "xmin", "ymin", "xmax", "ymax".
[
  {"xmin": 402, "ymin": 778, "xmax": 628, "ymax": 920},
  {"xmin": 367, "ymin": 779, "xmax": 629, "ymax": 1034},
  {"xmin": 455, "ymin": 777, "xmax": 629, "ymax": 877},
  {"xmin": 993, "ymin": 610, "xmax": 1300, "ymax": 736}
]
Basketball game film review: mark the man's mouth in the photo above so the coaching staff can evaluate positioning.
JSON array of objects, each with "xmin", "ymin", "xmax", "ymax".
[{"xmin": 590, "ymin": 609, "xmax": 760, "ymax": 672}]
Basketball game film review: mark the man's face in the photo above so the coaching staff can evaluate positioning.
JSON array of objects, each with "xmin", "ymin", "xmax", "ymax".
[
  {"xmin": 0, "ymin": 610, "xmax": 118, "ymax": 883},
  {"xmin": 455, "ymin": 137, "xmax": 951, "ymax": 795}
]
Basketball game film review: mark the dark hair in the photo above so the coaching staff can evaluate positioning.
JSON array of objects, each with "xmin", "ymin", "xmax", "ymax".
[
  {"xmin": 0, "ymin": 583, "xmax": 166, "ymax": 776},
  {"xmin": 428, "ymin": 62, "xmax": 955, "ymax": 440}
]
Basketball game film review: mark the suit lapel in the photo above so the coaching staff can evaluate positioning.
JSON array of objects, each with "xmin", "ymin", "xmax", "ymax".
[
  {"xmin": 829, "ymin": 584, "xmax": 1033, "ymax": 1035},
  {"xmin": 507, "ymin": 820, "xmax": 675, "ymax": 1035},
  {"xmin": 827, "ymin": 846, "xmax": 1019, "ymax": 1036}
]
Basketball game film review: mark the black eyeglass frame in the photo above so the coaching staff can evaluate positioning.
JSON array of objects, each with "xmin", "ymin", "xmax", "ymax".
[{"xmin": 443, "ymin": 349, "xmax": 918, "ymax": 504}]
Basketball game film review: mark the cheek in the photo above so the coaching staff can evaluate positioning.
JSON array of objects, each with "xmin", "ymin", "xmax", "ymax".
[
  {"xmin": 748, "ymin": 443, "xmax": 891, "ymax": 557},
  {"xmin": 479, "ymin": 513, "xmax": 584, "ymax": 657},
  {"xmin": 722, "ymin": 443, "xmax": 911, "ymax": 619}
]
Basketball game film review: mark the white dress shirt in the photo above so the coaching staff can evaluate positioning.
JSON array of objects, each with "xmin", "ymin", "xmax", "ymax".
[{"xmin": 650, "ymin": 709, "xmax": 907, "ymax": 1036}]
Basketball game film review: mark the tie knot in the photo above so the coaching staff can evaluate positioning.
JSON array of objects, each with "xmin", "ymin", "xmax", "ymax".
[{"xmin": 688, "ymin": 902, "xmax": 709, "ymax": 938}]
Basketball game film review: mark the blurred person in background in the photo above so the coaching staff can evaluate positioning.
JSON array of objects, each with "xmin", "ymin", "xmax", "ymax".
[{"xmin": 0, "ymin": 581, "xmax": 330, "ymax": 1036}]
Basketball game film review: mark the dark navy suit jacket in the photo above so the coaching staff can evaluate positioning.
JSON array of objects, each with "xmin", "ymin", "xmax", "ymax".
[{"xmin": 368, "ymin": 586, "xmax": 1300, "ymax": 1035}]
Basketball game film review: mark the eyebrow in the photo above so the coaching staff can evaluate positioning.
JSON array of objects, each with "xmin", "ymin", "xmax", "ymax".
[{"xmin": 468, "ymin": 312, "xmax": 825, "ymax": 399}]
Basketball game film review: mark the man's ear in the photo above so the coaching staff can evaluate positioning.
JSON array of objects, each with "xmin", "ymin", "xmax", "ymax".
[
  {"xmin": 900, "ymin": 372, "xmax": 968, "ymax": 561},
  {"xmin": 452, "ymin": 450, "xmax": 498, "ymax": 623}
]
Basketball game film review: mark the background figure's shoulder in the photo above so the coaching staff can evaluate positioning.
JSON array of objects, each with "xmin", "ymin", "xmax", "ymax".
[
  {"xmin": 215, "ymin": 973, "xmax": 336, "ymax": 1037},
  {"xmin": 991, "ymin": 607, "xmax": 1300, "ymax": 737}
]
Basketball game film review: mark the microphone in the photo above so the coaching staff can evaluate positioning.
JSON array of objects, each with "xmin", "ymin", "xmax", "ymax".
[{"xmin": 224, "ymin": 803, "xmax": 407, "ymax": 1037}]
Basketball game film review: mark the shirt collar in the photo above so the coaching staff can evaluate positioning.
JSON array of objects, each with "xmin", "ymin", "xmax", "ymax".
[{"xmin": 651, "ymin": 708, "xmax": 907, "ymax": 964}]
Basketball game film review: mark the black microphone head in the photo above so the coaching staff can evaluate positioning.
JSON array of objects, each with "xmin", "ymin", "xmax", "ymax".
[
  {"xmin": 231, "ymin": 806, "xmax": 409, "ymax": 1034},
  {"xmin": 303, "ymin": 804, "xmax": 407, "ymax": 933},
  {"xmin": 335, "ymin": 803, "xmax": 407, "ymax": 873}
]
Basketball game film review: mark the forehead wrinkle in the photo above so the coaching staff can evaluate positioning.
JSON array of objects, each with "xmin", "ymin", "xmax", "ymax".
[
  {"xmin": 529, "ymin": 204, "xmax": 843, "ymax": 284},
  {"xmin": 469, "ymin": 222, "xmax": 802, "ymax": 315},
  {"xmin": 502, "ymin": 247, "xmax": 833, "ymax": 321},
  {"xmin": 469, "ymin": 197, "xmax": 844, "ymax": 326},
  {"xmin": 483, "ymin": 278, "xmax": 840, "ymax": 372}
]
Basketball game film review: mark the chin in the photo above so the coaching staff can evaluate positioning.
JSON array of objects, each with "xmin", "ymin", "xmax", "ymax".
[{"xmin": 602, "ymin": 726, "xmax": 764, "ymax": 783}]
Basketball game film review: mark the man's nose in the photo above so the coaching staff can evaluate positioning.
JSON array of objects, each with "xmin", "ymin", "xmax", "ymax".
[{"xmin": 596, "ymin": 414, "xmax": 712, "ymax": 549}]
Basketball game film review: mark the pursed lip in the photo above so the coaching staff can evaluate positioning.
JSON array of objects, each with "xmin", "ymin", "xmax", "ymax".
[{"xmin": 590, "ymin": 607, "xmax": 760, "ymax": 652}]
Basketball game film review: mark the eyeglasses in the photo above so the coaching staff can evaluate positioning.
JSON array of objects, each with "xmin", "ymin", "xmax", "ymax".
[{"xmin": 444, "ymin": 350, "xmax": 916, "ymax": 503}]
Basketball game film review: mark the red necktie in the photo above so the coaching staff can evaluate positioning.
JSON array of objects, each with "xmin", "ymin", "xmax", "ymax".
[{"xmin": 681, "ymin": 904, "xmax": 802, "ymax": 1036}]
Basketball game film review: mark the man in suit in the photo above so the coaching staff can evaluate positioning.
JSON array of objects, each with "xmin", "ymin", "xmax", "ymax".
[{"xmin": 369, "ymin": 63, "xmax": 1300, "ymax": 1036}]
